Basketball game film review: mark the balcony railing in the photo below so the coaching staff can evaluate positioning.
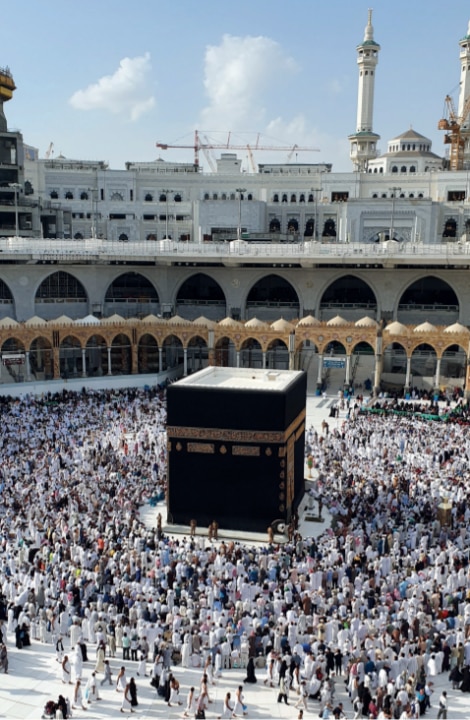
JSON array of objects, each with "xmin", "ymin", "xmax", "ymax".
[{"xmin": 0, "ymin": 237, "xmax": 470, "ymax": 262}]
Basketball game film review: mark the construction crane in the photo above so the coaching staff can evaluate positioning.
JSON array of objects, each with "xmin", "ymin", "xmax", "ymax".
[
  {"xmin": 45, "ymin": 142, "xmax": 54, "ymax": 159},
  {"xmin": 156, "ymin": 130, "xmax": 320, "ymax": 170},
  {"xmin": 438, "ymin": 95, "xmax": 470, "ymax": 170}
]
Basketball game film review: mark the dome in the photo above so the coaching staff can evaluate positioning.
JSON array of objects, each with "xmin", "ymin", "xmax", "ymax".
[
  {"xmin": 270, "ymin": 318, "xmax": 295, "ymax": 332},
  {"xmin": 50, "ymin": 315, "xmax": 73, "ymax": 324},
  {"xmin": 74, "ymin": 314, "xmax": 101, "ymax": 325},
  {"xmin": 101, "ymin": 314, "xmax": 125, "ymax": 323},
  {"xmin": 193, "ymin": 316, "xmax": 216, "ymax": 328},
  {"xmin": 444, "ymin": 322, "xmax": 469, "ymax": 334},
  {"xmin": 0, "ymin": 317, "xmax": 19, "ymax": 327},
  {"xmin": 326, "ymin": 315, "xmax": 349, "ymax": 326},
  {"xmin": 384, "ymin": 321, "xmax": 408, "ymax": 334},
  {"xmin": 297, "ymin": 315, "xmax": 321, "ymax": 327},
  {"xmin": 167, "ymin": 314, "xmax": 190, "ymax": 325},
  {"xmin": 142, "ymin": 314, "xmax": 164, "ymax": 323},
  {"xmin": 413, "ymin": 321, "xmax": 437, "ymax": 332},
  {"xmin": 24, "ymin": 316, "xmax": 47, "ymax": 326},
  {"xmin": 245, "ymin": 317, "xmax": 270, "ymax": 329},
  {"xmin": 355, "ymin": 316, "xmax": 378, "ymax": 328},
  {"xmin": 218, "ymin": 317, "xmax": 242, "ymax": 327}
]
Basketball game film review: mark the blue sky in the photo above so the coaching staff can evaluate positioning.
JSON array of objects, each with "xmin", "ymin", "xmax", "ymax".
[{"xmin": 2, "ymin": 0, "xmax": 470, "ymax": 172}]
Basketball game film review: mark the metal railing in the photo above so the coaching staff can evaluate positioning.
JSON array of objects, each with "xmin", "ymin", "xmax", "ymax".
[{"xmin": 1, "ymin": 237, "xmax": 470, "ymax": 262}]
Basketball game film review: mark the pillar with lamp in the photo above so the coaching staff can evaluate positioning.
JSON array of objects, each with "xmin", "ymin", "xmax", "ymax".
[
  {"xmin": 235, "ymin": 187, "xmax": 246, "ymax": 241},
  {"xmin": 8, "ymin": 182, "xmax": 21, "ymax": 237},
  {"xmin": 388, "ymin": 186, "xmax": 401, "ymax": 242}
]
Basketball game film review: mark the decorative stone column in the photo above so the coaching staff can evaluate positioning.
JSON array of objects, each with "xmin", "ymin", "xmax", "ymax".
[
  {"xmin": 81, "ymin": 348, "xmax": 87, "ymax": 378},
  {"xmin": 107, "ymin": 346, "xmax": 112, "ymax": 375},
  {"xmin": 183, "ymin": 347, "xmax": 188, "ymax": 376}
]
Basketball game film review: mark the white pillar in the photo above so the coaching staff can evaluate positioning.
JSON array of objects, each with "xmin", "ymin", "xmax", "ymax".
[
  {"xmin": 405, "ymin": 356, "xmax": 411, "ymax": 389},
  {"xmin": 24, "ymin": 351, "xmax": 31, "ymax": 381},
  {"xmin": 262, "ymin": 351, "xmax": 266, "ymax": 369},
  {"xmin": 434, "ymin": 356, "xmax": 442, "ymax": 389},
  {"xmin": 317, "ymin": 353, "xmax": 323, "ymax": 385},
  {"xmin": 345, "ymin": 355, "xmax": 351, "ymax": 386},
  {"xmin": 374, "ymin": 353, "xmax": 382, "ymax": 395},
  {"xmin": 183, "ymin": 348, "xmax": 188, "ymax": 376},
  {"xmin": 107, "ymin": 346, "xmax": 112, "ymax": 375},
  {"xmin": 158, "ymin": 347, "xmax": 163, "ymax": 373},
  {"xmin": 81, "ymin": 348, "xmax": 87, "ymax": 378},
  {"xmin": 236, "ymin": 351, "xmax": 240, "ymax": 368}
]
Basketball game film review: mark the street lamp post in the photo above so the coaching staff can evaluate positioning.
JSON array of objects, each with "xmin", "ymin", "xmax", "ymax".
[
  {"xmin": 162, "ymin": 189, "xmax": 172, "ymax": 240},
  {"xmin": 8, "ymin": 182, "xmax": 21, "ymax": 236},
  {"xmin": 236, "ymin": 187, "xmax": 246, "ymax": 241},
  {"xmin": 389, "ymin": 186, "xmax": 401, "ymax": 242},
  {"xmin": 312, "ymin": 183, "xmax": 323, "ymax": 241}
]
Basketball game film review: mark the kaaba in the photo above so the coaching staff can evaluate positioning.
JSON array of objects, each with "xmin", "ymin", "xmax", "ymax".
[{"xmin": 166, "ymin": 367, "xmax": 306, "ymax": 533}]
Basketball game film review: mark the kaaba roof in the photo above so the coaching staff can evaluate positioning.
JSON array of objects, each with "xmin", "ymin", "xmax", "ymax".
[{"xmin": 174, "ymin": 366, "xmax": 303, "ymax": 391}]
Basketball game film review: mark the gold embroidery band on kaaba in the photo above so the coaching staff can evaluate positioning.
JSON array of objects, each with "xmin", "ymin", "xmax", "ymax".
[{"xmin": 166, "ymin": 408, "xmax": 305, "ymax": 445}]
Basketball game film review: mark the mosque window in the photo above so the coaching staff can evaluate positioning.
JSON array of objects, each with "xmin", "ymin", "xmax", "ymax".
[
  {"xmin": 410, "ymin": 166, "xmax": 416, "ymax": 173},
  {"xmin": 247, "ymin": 194, "xmax": 253, "ymax": 200},
  {"xmin": 144, "ymin": 193, "xmax": 153, "ymax": 202},
  {"xmin": 299, "ymin": 194, "xmax": 305, "ymax": 203},
  {"xmin": 50, "ymin": 191, "xmax": 58, "ymax": 199},
  {"xmin": 282, "ymin": 194, "xmax": 288, "ymax": 203},
  {"xmin": 273, "ymin": 194, "xmax": 279, "ymax": 202},
  {"xmin": 174, "ymin": 194, "xmax": 182, "ymax": 202},
  {"xmin": 204, "ymin": 193, "xmax": 209, "ymax": 200},
  {"xmin": 110, "ymin": 192, "xmax": 124, "ymax": 201},
  {"xmin": 401, "ymin": 166, "xmax": 407, "ymax": 173},
  {"xmin": 290, "ymin": 194, "xmax": 296, "ymax": 203},
  {"xmin": 213, "ymin": 193, "xmax": 218, "ymax": 200},
  {"xmin": 80, "ymin": 192, "xmax": 88, "ymax": 201},
  {"xmin": 392, "ymin": 166, "xmax": 398, "ymax": 173},
  {"xmin": 308, "ymin": 194, "xmax": 314, "ymax": 203},
  {"xmin": 380, "ymin": 168, "xmax": 383, "ymax": 173},
  {"xmin": 65, "ymin": 191, "xmax": 74, "ymax": 200}
]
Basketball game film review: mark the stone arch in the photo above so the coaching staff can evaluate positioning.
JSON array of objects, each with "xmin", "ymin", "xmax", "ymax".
[
  {"xmin": 351, "ymin": 340, "xmax": 375, "ymax": 392},
  {"xmin": 85, "ymin": 334, "xmax": 108, "ymax": 377},
  {"xmin": 35, "ymin": 271, "xmax": 88, "ymax": 320},
  {"xmin": 59, "ymin": 335, "xmax": 83, "ymax": 379},
  {"xmin": 29, "ymin": 336, "xmax": 53, "ymax": 380},
  {"xmin": 319, "ymin": 275, "xmax": 378, "ymax": 321},
  {"xmin": 397, "ymin": 276, "xmax": 459, "ymax": 324},
  {"xmin": 187, "ymin": 335, "xmax": 209, "ymax": 374},
  {"xmin": 175, "ymin": 273, "xmax": 226, "ymax": 321},
  {"xmin": 410, "ymin": 343, "xmax": 437, "ymax": 391},
  {"xmin": 104, "ymin": 272, "xmax": 160, "ymax": 319},
  {"xmin": 266, "ymin": 338, "xmax": 289, "ymax": 369},
  {"xmin": 1, "ymin": 337, "xmax": 26, "ymax": 382},
  {"xmin": 382, "ymin": 341, "xmax": 407, "ymax": 391},
  {"xmin": 215, "ymin": 336, "xmax": 236, "ymax": 367},
  {"xmin": 110, "ymin": 333, "xmax": 132, "ymax": 375},
  {"xmin": 0, "ymin": 278, "xmax": 14, "ymax": 320},
  {"xmin": 441, "ymin": 343, "xmax": 467, "ymax": 386},
  {"xmin": 245, "ymin": 273, "xmax": 300, "ymax": 322},
  {"xmin": 161, "ymin": 334, "xmax": 183, "ymax": 371},
  {"xmin": 138, "ymin": 333, "xmax": 159, "ymax": 374},
  {"xmin": 240, "ymin": 337, "xmax": 263, "ymax": 368}
]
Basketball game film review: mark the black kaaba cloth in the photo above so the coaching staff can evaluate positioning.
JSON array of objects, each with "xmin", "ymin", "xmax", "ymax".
[{"xmin": 166, "ymin": 367, "xmax": 306, "ymax": 532}]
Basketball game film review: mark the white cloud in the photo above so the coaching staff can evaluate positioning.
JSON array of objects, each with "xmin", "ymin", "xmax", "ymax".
[
  {"xmin": 200, "ymin": 34, "xmax": 298, "ymax": 129},
  {"xmin": 69, "ymin": 53, "xmax": 155, "ymax": 121}
]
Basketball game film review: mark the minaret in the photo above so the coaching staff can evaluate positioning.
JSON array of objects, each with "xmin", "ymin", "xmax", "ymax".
[
  {"xmin": 458, "ymin": 20, "xmax": 470, "ymax": 166},
  {"xmin": 349, "ymin": 9, "xmax": 381, "ymax": 171}
]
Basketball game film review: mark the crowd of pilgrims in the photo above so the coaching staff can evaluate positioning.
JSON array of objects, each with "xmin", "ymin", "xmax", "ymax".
[{"xmin": 0, "ymin": 386, "xmax": 469, "ymax": 717}]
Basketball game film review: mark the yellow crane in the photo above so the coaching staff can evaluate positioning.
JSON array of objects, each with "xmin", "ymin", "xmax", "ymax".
[{"xmin": 438, "ymin": 94, "xmax": 470, "ymax": 170}]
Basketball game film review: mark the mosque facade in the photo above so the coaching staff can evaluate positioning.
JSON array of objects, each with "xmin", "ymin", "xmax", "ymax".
[{"xmin": 1, "ymin": 14, "xmax": 470, "ymax": 395}]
